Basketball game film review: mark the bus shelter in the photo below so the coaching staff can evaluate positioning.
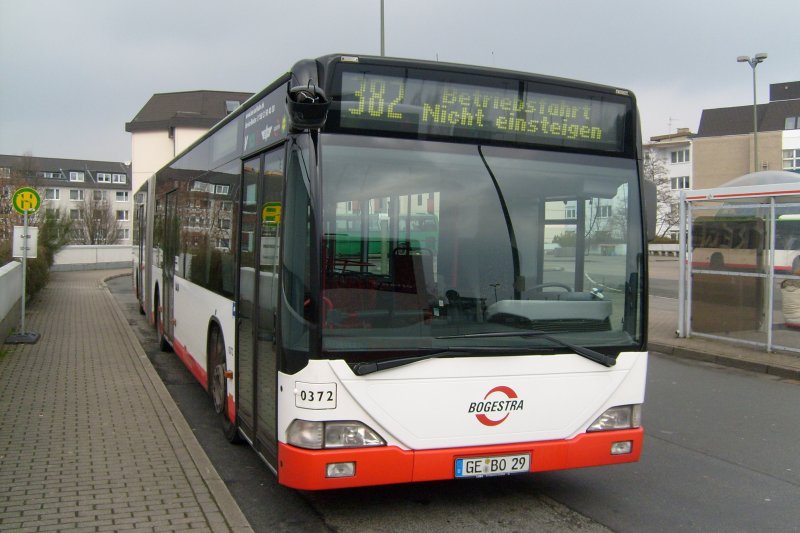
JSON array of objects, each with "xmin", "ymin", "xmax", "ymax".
[{"xmin": 678, "ymin": 171, "xmax": 800, "ymax": 354}]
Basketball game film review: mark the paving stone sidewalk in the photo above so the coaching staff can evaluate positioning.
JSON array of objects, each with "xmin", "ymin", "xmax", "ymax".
[{"xmin": 0, "ymin": 270, "xmax": 252, "ymax": 532}]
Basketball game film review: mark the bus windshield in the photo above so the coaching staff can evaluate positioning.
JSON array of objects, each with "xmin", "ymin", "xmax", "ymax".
[{"xmin": 320, "ymin": 134, "xmax": 644, "ymax": 360}]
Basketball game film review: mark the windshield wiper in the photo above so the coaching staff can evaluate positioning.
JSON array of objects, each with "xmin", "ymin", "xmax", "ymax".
[
  {"xmin": 436, "ymin": 331, "xmax": 617, "ymax": 368},
  {"xmin": 350, "ymin": 347, "xmax": 524, "ymax": 376}
]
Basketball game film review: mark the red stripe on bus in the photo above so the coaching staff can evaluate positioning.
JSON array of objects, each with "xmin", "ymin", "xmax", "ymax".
[
  {"xmin": 711, "ymin": 189, "xmax": 800, "ymax": 199},
  {"xmin": 227, "ymin": 394, "xmax": 236, "ymax": 423},
  {"xmin": 277, "ymin": 428, "xmax": 643, "ymax": 490},
  {"xmin": 690, "ymin": 262, "xmax": 760, "ymax": 270},
  {"xmin": 173, "ymin": 338, "xmax": 209, "ymax": 391},
  {"xmin": 173, "ymin": 337, "xmax": 236, "ymax": 422}
]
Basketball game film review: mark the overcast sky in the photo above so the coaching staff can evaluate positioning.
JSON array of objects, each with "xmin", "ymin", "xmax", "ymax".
[{"xmin": 1, "ymin": 0, "xmax": 797, "ymax": 163}]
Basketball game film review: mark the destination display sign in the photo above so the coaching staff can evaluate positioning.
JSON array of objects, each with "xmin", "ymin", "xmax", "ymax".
[{"xmin": 337, "ymin": 71, "xmax": 630, "ymax": 152}]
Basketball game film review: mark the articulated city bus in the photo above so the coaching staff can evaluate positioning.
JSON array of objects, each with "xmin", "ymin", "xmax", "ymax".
[{"xmin": 133, "ymin": 54, "xmax": 650, "ymax": 490}]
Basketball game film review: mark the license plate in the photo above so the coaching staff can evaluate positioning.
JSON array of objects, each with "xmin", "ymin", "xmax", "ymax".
[{"xmin": 455, "ymin": 453, "xmax": 531, "ymax": 478}]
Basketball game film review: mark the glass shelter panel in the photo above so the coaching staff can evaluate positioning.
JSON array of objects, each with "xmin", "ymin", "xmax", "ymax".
[
  {"xmin": 689, "ymin": 201, "xmax": 769, "ymax": 343},
  {"xmin": 772, "ymin": 201, "xmax": 800, "ymax": 353},
  {"xmin": 685, "ymin": 195, "xmax": 800, "ymax": 353}
]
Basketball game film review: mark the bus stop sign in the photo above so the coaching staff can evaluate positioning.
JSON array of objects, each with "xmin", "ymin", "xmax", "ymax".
[{"xmin": 12, "ymin": 187, "xmax": 41, "ymax": 214}]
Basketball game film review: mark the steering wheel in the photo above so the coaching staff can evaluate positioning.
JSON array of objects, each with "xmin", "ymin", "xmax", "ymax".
[{"xmin": 526, "ymin": 282, "xmax": 573, "ymax": 292}]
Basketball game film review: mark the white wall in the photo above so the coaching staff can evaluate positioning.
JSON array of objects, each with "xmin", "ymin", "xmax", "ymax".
[
  {"xmin": 174, "ymin": 127, "xmax": 206, "ymax": 156},
  {"xmin": 130, "ymin": 127, "xmax": 207, "ymax": 195},
  {"xmin": 130, "ymin": 130, "xmax": 175, "ymax": 195},
  {"xmin": 51, "ymin": 245, "xmax": 132, "ymax": 271},
  {"xmin": 0, "ymin": 261, "xmax": 22, "ymax": 339}
]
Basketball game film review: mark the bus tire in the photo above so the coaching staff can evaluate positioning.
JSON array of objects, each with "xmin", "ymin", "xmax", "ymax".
[
  {"xmin": 710, "ymin": 252, "xmax": 724, "ymax": 269},
  {"xmin": 208, "ymin": 325, "xmax": 241, "ymax": 444}
]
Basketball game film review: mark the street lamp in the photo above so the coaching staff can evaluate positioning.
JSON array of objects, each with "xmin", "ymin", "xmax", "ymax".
[
  {"xmin": 380, "ymin": 0, "xmax": 385, "ymax": 56},
  {"xmin": 737, "ymin": 53, "xmax": 768, "ymax": 173}
]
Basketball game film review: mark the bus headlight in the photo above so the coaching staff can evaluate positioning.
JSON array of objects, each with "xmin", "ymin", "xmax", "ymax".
[
  {"xmin": 287, "ymin": 420, "xmax": 386, "ymax": 449},
  {"xmin": 287, "ymin": 419, "xmax": 324, "ymax": 449},
  {"xmin": 587, "ymin": 405, "xmax": 642, "ymax": 432},
  {"xmin": 325, "ymin": 421, "xmax": 385, "ymax": 448}
]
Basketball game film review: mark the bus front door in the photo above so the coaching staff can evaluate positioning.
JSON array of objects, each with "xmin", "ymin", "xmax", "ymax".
[{"xmin": 237, "ymin": 149, "xmax": 283, "ymax": 467}]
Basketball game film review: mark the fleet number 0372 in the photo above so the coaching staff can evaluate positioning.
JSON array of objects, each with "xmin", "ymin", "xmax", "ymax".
[{"xmin": 295, "ymin": 382, "xmax": 337, "ymax": 410}]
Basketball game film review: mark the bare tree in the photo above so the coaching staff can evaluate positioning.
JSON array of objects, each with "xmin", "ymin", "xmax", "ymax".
[
  {"xmin": 72, "ymin": 191, "xmax": 121, "ymax": 244},
  {"xmin": 643, "ymin": 148, "xmax": 679, "ymax": 239},
  {"xmin": 0, "ymin": 152, "xmax": 43, "ymax": 242}
]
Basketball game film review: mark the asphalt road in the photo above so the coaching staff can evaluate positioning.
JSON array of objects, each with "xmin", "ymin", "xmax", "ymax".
[
  {"xmin": 108, "ymin": 273, "xmax": 800, "ymax": 532},
  {"xmin": 531, "ymin": 354, "xmax": 800, "ymax": 531}
]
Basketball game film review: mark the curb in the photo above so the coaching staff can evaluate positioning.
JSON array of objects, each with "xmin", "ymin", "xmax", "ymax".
[{"xmin": 649, "ymin": 342, "xmax": 800, "ymax": 381}]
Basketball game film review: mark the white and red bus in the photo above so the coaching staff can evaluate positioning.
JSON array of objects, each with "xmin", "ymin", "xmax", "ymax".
[{"xmin": 133, "ymin": 54, "xmax": 650, "ymax": 490}]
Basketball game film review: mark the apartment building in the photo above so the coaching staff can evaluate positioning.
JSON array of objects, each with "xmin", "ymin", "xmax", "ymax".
[{"xmin": 0, "ymin": 155, "xmax": 132, "ymax": 244}]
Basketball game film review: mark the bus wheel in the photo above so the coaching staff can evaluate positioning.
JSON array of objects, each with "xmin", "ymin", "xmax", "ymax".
[
  {"xmin": 710, "ymin": 253, "xmax": 724, "ymax": 269},
  {"xmin": 209, "ymin": 326, "xmax": 241, "ymax": 444}
]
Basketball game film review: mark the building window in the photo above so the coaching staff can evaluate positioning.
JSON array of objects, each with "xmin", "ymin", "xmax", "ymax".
[
  {"xmin": 565, "ymin": 206, "xmax": 577, "ymax": 219},
  {"xmin": 69, "ymin": 209, "xmax": 81, "ymax": 220},
  {"xmin": 93, "ymin": 190, "xmax": 106, "ymax": 201},
  {"xmin": 116, "ymin": 210, "xmax": 129, "ymax": 221},
  {"xmin": 69, "ymin": 189, "xmax": 85, "ymax": 201},
  {"xmin": 117, "ymin": 228, "xmax": 130, "ymax": 240},
  {"xmin": 225, "ymin": 100, "xmax": 240, "ymax": 114},
  {"xmin": 41, "ymin": 171, "xmax": 59, "ymax": 179},
  {"xmin": 69, "ymin": 171, "xmax": 85, "ymax": 182},
  {"xmin": 670, "ymin": 150, "xmax": 690, "ymax": 164},
  {"xmin": 597, "ymin": 205, "xmax": 612, "ymax": 218},
  {"xmin": 214, "ymin": 184, "xmax": 229, "ymax": 195},
  {"xmin": 785, "ymin": 117, "xmax": 799, "ymax": 130},
  {"xmin": 671, "ymin": 176, "xmax": 691, "ymax": 190},
  {"xmin": 45, "ymin": 188, "xmax": 60, "ymax": 200},
  {"xmin": 112, "ymin": 173, "xmax": 126, "ymax": 184},
  {"xmin": 0, "ymin": 167, "xmax": 10, "ymax": 179},
  {"xmin": 116, "ymin": 191, "xmax": 129, "ymax": 202},
  {"xmin": 784, "ymin": 149, "xmax": 800, "ymax": 172},
  {"xmin": 97, "ymin": 172, "xmax": 111, "ymax": 183}
]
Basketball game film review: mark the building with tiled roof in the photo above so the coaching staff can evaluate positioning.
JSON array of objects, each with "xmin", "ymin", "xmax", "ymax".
[
  {"xmin": 693, "ymin": 81, "xmax": 800, "ymax": 189},
  {"xmin": 126, "ymin": 90, "xmax": 253, "ymax": 194}
]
